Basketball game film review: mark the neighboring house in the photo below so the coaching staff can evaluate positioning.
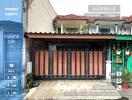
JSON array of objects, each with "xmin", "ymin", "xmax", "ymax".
[
  {"xmin": 24, "ymin": 0, "xmax": 57, "ymax": 32},
  {"xmin": 53, "ymin": 14, "xmax": 88, "ymax": 34},
  {"xmin": 25, "ymin": 1, "xmax": 132, "ymax": 82},
  {"xmin": 54, "ymin": 15, "xmax": 132, "ymax": 35}
]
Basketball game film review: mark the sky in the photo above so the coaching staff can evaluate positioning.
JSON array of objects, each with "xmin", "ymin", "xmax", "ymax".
[{"xmin": 49, "ymin": 0, "xmax": 132, "ymax": 16}]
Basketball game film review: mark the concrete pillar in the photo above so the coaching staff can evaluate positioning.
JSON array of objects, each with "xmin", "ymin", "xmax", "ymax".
[
  {"xmin": 106, "ymin": 61, "xmax": 112, "ymax": 82},
  {"xmin": 115, "ymin": 24, "xmax": 118, "ymax": 34},
  {"xmin": 131, "ymin": 25, "xmax": 132, "ymax": 35},
  {"xmin": 107, "ymin": 42, "xmax": 111, "ymax": 61},
  {"xmin": 80, "ymin": 24, "xmax": 83, "ymax": 34},
  {"xmin": 106, "ymin": 43, "xmax": 112, "ymax": 82},
  {"xmin": 61, "ymin": 23, "xmax": 63, "ymax": 34},
  {"xmin": 96, "ymin": 24, "xmax": 99, "ymax": 33}
]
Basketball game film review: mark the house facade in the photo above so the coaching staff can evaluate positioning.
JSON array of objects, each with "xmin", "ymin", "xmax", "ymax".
[{"xmin": 25, "ymin": 13, "xmax": 132, "ymax": 82}]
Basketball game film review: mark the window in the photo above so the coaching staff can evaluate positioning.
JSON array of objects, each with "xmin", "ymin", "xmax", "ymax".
[
  {"xmin": 58, "ymin": 28, "xmax": 61, "ymax": 33},
  {"xmin": 99, "ymin": 28, "xmax": 110, "ymax": 34},
  {"xmin": 66, "ymin": 28, "xmax": 78, "ymax": 33}
]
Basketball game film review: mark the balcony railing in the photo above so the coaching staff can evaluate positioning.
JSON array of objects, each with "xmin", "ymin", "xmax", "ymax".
[{"xmin": 57, "ymin": 31, "xmax": 132, "ymax": 35}]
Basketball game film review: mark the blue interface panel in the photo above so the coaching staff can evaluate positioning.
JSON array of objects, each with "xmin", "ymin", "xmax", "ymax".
[
  {"xmin": 0, "ymin": 23, "xmax": 23, "ymax": 100},
  {"xmin": 0, "ymin": 0, "xmax": 23, "ymax": 100},
  {"xmin": 0, "ymin": 0, "xmax": 22, "ymax": 23}
]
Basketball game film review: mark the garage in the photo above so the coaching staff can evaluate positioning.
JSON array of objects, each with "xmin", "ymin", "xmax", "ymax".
[{"xmin": 25, "ymin": 33, "xmax": 116, "ymax": 80}]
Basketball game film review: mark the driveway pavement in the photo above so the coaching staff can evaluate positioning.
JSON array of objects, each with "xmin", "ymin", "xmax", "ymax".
[{"xmin": 24, "ymin": 80, "xmax": 122, "ymax": 100}]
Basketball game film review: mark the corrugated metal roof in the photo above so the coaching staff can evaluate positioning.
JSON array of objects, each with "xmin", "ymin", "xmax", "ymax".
[
  {"xmin": 25, "ymin": 32, "xmax": 116, "ymax": 40},
  {"xmin": 54, "ymin": 14, "xmax": 132, "ymax": 23},
  {"xmin": 54, "ymin": 14, "xmax": 87, "ymax": 21}
]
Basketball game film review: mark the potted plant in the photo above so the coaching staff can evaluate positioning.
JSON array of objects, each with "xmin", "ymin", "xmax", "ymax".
[
  {"xmin": 25, "ymin": 73, "xmax": 33, "ymax": 88},
  {"xmin": 116, "ymin": 58, "xmax": 122, "ymax": 64},
  {"xmin": 122, "ymin": 69, "xmax": 132, "ymax": 89},
  {"xmin": 116, "ymin": 56, "xmax": 122, "ymax": 64}
]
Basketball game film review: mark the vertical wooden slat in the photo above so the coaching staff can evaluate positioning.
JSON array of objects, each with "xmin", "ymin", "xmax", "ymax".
[
  {"xmin": 63, "ymin": 51, "xmax": 67, "ymax": 75},
  {"xmin": 45, "ymin": 51, "xmax": 49, "ymax": 75},
  {"xmin": 86, "ymin": 51, "xmax": 89, "ymax": 76},
  {"xmin": 58, "ymin": 51, "xmax": 62, "ymax": 75},
  {"xmin": 35, "ymin": 50, "xmax": 39, "ymax": 76},
  {"xmin": 76, "ymin": 51, "xmax": 80, "ymax": 75},
  {"xmin": 94, "ymin": 51, "xmax": 98, "ymax": 75},
  {"xmin": 81, "ymin": 51, "xmax": 85, "ymax": 75},
  {"xmin": 71, "ymin": 51, "xmax": 75, "ymax": 76},
  {"xmin": 53, "ymin": 51, "xmax": 57, "ymax": 75},
  {"xmin": 67, "ymin": 51, "xmax": 71, "ymax": 76},
  {"xmin": 49, "ymin": 51, "xmax": 53, "ymax": 77},
  {"xmin": 99, "ymin": 51, "xmax": 103, "ymax": 75},
  {"xmin": 89, "ymin": 51, "xmax": 93, "ymax": 75},
  {"xmin": 40, "ymin": 51, "xmax": 44, "ymax": 75}
]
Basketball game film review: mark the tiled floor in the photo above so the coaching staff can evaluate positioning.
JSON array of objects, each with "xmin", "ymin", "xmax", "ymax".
[
  {"xmin": 24, "ymin": 80, "xmax": 121, "ymax": 100},
  {"xmin": 119, "ymin": 88, "xmax": 132, "ymax": 100}
]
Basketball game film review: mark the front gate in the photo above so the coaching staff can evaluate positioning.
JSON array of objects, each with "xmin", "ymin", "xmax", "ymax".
[{"xmin": 33, "ymin": 49, "xmax": 105, "ymax": 79}]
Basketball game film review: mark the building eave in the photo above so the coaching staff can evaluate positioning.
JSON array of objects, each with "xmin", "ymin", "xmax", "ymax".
[{"xmin": 25, "ymin": 32, "xmax": 116, "ymax": 40}]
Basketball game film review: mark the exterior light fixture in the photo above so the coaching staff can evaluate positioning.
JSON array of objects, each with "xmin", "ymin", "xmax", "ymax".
[
  {"xmin": 116, "ymin": 72, "xmax": 122, "ymax": 77},
  {"xmin": 116, "ymin": 50, "xmax": 121, "ymax": 55},
  {"xmin": 125, "ymin": 50, "xmax": 130, "ymax": 55}
]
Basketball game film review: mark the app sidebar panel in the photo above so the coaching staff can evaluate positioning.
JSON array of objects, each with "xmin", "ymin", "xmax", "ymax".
[{"xmin": 0, "ymin": 0, "xmax": 23, "ymax": 100}]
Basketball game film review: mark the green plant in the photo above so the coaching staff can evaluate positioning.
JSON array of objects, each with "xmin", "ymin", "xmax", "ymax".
[
  {"xmin": 82, "ymin": 25, "xmax": 89, "ymax": 33},
  {"xmin": 25, "ymin": 73, "xmax": 33, "ymax": 88},
  {"xmin": 122, "ymin": 69, "xmax": 132, "ymax": 83}
]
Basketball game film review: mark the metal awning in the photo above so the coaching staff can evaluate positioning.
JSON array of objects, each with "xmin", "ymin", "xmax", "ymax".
[
  {"xmin": 25, "ymin": 32, "xmax": 116, "ymax": 40},
  {"xmin": 116, "ymin": 35, "xmax": 132, "ymax": 40}
]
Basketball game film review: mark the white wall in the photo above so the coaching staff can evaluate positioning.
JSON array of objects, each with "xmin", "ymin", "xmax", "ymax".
[{"xmin": 27, "ymin": 0, "xmax": 57, "ymax": 32}]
